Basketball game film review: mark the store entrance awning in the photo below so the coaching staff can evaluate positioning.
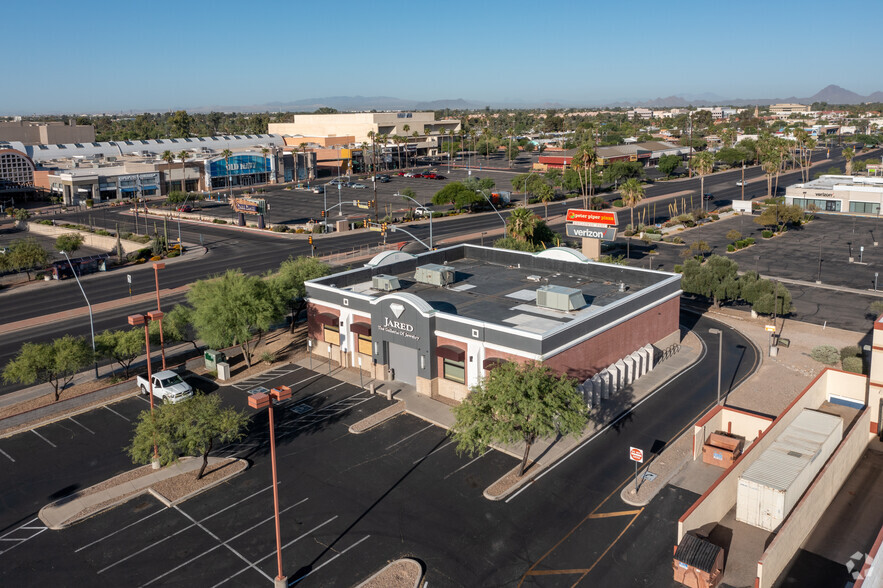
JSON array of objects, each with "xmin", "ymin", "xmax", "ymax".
[
  {"xmin": 436, "ymin": 345, "xmax": 465, "ymax": 362},
  {"xmin": 315, "ymin": 312, "xmax": 339, "ymax": 327}
]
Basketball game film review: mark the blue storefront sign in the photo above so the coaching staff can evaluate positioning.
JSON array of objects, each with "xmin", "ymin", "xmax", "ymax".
[{"xmin": 208, "ymin": 154, "xmax": 269, "ymax": 178}]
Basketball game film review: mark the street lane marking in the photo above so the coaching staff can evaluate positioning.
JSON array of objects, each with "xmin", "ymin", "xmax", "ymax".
[
  {"xmin": 75, "ymin": 506, "xmax": 166, "ymax": 553},
  {"xmin": 103, "ymin": 405, "xmax": 130, "ymax": 421},
  {"xmin": 587, "ymin": 509, "xmax": 643, "ymax": 519},
  {"xmin": 444, "ymin": 450, "xmax": 491, "ymax": 480},
  {"xmin": 212, "ymin": 516, "xmax": 339, "ymax": 588},
  {"xmin": 31, "ymin": 429, "xmax": 56, "ymax": 448},
  {"xmin": 95, "ymin": 485, "xmax": 286, "ymax": 572},
  {"xmin": 412, "ymin": 440, "xmax": 455, "ymax": 464},
  {"xmin": 173, "ymin": 505, "xmax": 273, "ymax": 583},
  {"xmin": 141, "ymin": 499, "xmax": 308, "ymax": 587},
  {"xmin": 572, "ymin": 510, "xmax": 643, "ymax": 585},
  {"xmin": 0, "ymin": 448, "xmax": 13, "ymax": 462},
  {"xmin": 290, "ymin": 535, "xmax": 370, "ymax": 585},
  {"xmin": 68, "ymin": 417, "xmax": 95, "ymax": 434},
  {"xmin": 523, "ymin": 569, "xmax": 588, "ymax": 575},
  {"xmin": 385, "ymin": 424, "xmax": 434, "ymax": 450}
]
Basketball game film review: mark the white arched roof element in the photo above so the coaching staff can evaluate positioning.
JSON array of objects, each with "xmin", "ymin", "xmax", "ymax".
[
  {"xmin": 370, "ymin": 292, "xmax": 435, "ymax": 316},
  {"xmin": 535, "ymin": 247, "xmax": 589, "ymax": 263},
  {"xmin": 364, "ymin": 250, "xmax": 416, "ymax": 268}
]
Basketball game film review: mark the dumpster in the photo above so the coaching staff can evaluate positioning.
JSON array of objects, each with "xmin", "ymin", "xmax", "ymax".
[
  {"xmin": 205, "ymin": 350, "xmax": 226, "ymax": 371},
  {"xmin": 673, "ymin": 532, "xmax": 724, "ymax": 588},
  {"xmin": 702, "ymin": 432, "xmax": 744, "ymax": 469}
]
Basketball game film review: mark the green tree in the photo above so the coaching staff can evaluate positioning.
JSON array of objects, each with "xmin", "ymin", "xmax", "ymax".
[
  {"xmin": 272, "ymin": 256, "xmax": 331, "ymax": 328},
  {"xmin": 506, "ymin": 207, "xmax": 539, "ymax": 243},
  {"xmin": 128, "ymin": 393, "xmax": 249, "ymax": 479},
  {"xmin": 161, "ymin": 150, "xmax": 175, "ymax": 193},
  {"xmin": 536, "ymin": 183, "xmax": 554, "ymax": 219},
  {"xmin": 449, "ymin": 361, "xmax": 588, "ymax": 477},
  {"xmin": 168, "ymin": 110, "xmax": 193, "ymax": 138},
  {"xmin": 400, "ymin": 187, "xmax": 418, "ymax": 217},
  {"xmin": 843, "ymin": 146, "xmax": 855, "ymax": 175},
  {"xmin": 95, "ymin": 328, "xmax": 144, "ymax": 378},
  {"xmin": 8, "ymin": 238, "xmax": 48, "ymax": 280},
  {"xmin": 620, "ymin": 178, "xmax": 645, "ymax": 260},
  {"xmin": 544, "ymin": 168, "xmax": 562, "ymax": 188},
  {"xmin": 680, "ymin": 255, "xmax": 741, "ymax": 308},
  {"xmin": 432, "ymin": 182, "xmax": 481, "ymax": 211},
  {"xmin": 221, "ymin": 148, "xmax": 233, "ymax": 195},
  {"xmin": 2, "ymin": 336, "xmax": 93, "ymax": 401},
  {"xmin": 150, "ymin": 304, "xmax": 199, "ymax": 350},
  {"xmin": 55, "ymin": 233, "xmax": 85, "ymax": 254},
  {"xmin": 505, "ymin": 142, "xmax": 520, "ymax": 165},
  {"xmin": 690, "ymin": 151, "xmax": 715, "ymax": 210},
  {"xmin": 188, "ymin": 270, "xmax": 281, "ymax": 367},
  {"xmin": 658, "ymin": 154, "xmax": 681, "ymax": 178},
  {"xmin": 754, "ymin": 203, "xmax": 804, "ymax": 232}
]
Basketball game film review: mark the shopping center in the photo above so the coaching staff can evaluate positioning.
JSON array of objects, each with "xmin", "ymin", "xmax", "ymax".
[{"xmin": 305, "ymin": 244, "xmax": 682, "ymax": 403}]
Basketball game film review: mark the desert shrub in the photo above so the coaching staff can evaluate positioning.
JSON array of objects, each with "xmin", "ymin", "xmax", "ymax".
[
  {"xmin": 670, "ymin": 236, "xmax": 684, "ymax": 244},
  {"xmin": 869, "ymin": 300, "xmax": 883, "ymax": 318},
  {"xmin": 762, "ymin": 230, "xmax": 773, "ymax": 238},
  {"xmin": 212, "ymin": 219, "xmax": 227, "ymax": 224},
  {"xmin": 726, "ymin": 230, "xmax": 743, "ymax": 241},
  {"xmin": 727, "ymin": 244, "xmax": 735, "ymax": 252},
  {"xmin": 612, "ymin": 199, "xmax": 623, "ymax": 207},
  {"xmin": 841, "ymin": 356, "xmax": 864, "ymax": 374},
  {"xmin": 840, "ymin": 345, "xmax": 862, "ymax": 362},
  {"xmin": 810, "ymin": 345, "xmax": 840, "ymax": 365},
  {"xmin": 260, "ymin": 351, "xmax": 278, "ymax": 364}
]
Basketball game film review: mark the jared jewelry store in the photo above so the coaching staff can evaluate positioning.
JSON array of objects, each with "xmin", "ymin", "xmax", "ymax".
[{"xmin": 305, "ymin": 244, "xmax": 682, "ymax": 404}]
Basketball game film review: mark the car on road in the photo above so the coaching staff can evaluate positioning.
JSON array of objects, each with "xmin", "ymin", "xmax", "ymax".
[
  {"xmin": 350, "ymin": 183, "xmax": 367, "ymax": 189},
  {"xmin": 703, "ymin": 193, "xmax": 714, "ymax": 200},
  {"xmin": 403, "ymin": 172, "xmax": 415, "ymax": 177},
  {"xmin": 177, "ymin": 204, "xmax": 192, "ymax": 212},
  {"xmin": 375, "ymin": 176, "xmax": 390, "ymax": 183},
  {"xmin": 736, "ymin": 180, "xmax": 745, "ymax": 186},
  {"xmin": 433, "ymin": 174, "xmax": 446, "ymax": 180},
  {"xmin": 136, "ymin": 370, "xmax": 193, "ymax": 404},
  {"xmin": 415, "ymin": 206, "xmax": 435, "ymax": 216},
  {"xmin": 328, "ymin": 178, "xmax": 346, "ymax": 186},
  {"xmin": 423, "ymin": 172, "xmax": 437, "ymax": 179}
]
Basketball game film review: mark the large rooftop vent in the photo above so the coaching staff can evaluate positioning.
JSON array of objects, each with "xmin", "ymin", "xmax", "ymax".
[
  {"xmin": 536, "ymin": 285, "xmax": 585, "ymax": 312},
  {"xmin": 415, "ymin": 264, "xmax": 455, "ymax": 287},
  {"xmin": 372, "ymin": 274, "xmax": 401, "ymax": 292}
]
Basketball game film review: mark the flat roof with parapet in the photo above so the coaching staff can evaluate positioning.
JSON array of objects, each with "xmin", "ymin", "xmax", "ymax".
[{"xmin": 307, "ymin": 244, "xmax": 681, "ymax": 337}]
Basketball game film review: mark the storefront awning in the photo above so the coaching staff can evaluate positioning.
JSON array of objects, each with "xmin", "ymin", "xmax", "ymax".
[
  {"xmin": 350, "ymin": 322, "xmax": 371, "ymax": 336},
  {"xmin": 120, "ymin": 187, "xmax": 136, "ymax": 192},
  {"xmin": 315, "ymin": 312, "xmax": 339, "ymax": 327},
  {"xmin": 482, "ymin": 358, "xmax": 509, "ymax": 371},
  {"xmin": 436, "ymin": 345, "xmax": 465, "ymax": 362}
]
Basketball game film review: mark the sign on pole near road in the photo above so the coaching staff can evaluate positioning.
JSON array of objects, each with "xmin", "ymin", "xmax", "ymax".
[
  {"xmin": 566, "ymin": 224, "xmax": 617, "ymax": 240},
  {"xmin": 566, "ymin": 209, "xmax": 619, "ymax": 225},
  {"xmin": 629, "ymin": 447, "xmax": 644, "ymax": 463}
]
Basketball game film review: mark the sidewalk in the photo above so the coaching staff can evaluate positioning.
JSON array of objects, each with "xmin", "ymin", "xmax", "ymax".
[{"xmin": 39, "ymin": 456, "xmax": 245, "ymax": 529}]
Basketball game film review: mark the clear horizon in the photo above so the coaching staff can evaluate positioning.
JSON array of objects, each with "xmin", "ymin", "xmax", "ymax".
[{"xmin": 3, "ymin": 0, "xmax": 881, "ymax": 115}]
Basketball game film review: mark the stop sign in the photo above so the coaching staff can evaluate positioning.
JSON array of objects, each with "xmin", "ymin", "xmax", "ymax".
[{"xmin": 629, "ymin": 447, "xmax": 644, "ymax": 463}]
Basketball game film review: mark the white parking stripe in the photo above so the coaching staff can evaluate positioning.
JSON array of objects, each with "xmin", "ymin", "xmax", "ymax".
[
  {"xmin": 75, "ymin": 507, "xmax": 165, "ymax": 553},
  {"xmin": 68, "ymin": 417, "xmax": 95, "ymax": 435},
  {"xmin": 211, "ymin": 516, "xmax": 338, "ymax": 588},
  {"xmin": 0, "ymin": 517, "xmax": 48, "ymax": 555},
  {"xmin": 141, "ymin": 498, "xmax": 308, "ymax": 587},
  {"xmin": 444, "ymin": 450, "xmax": 491, "ymax": 480},
  {"xmin": 412, "ymin": 440, "xmax": 455, "ymax": 465},
  {"xmin": 0, "ymin": 448, "xmax": 14, "ymax": 463},
  {"xmin": 173, "ymin": 505, "xmax": 273, "ymax": 583},
  {"xmin": 103, "ymin": 405, "xmax": 130, "ymax": 421},
  {"xmin": 290, "ymin": 535, "xmax": 370, "ymax": 585},
  {"xmin": 31, "ymin": 430, "xmax": 56, "ymax": 448},
  {"xmin": 385, "ymin": 424, "xmax": 434, "ymax": 450}
]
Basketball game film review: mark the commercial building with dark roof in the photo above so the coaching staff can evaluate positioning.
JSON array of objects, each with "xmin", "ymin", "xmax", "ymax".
[{"xmin": 305, "ymin": 244, "xmax": 681, "ymax": 403}]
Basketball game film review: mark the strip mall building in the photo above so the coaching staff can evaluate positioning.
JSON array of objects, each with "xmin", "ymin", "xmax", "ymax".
[{"xmin": 305, "ymin": 245, "xmax": 681, "ymax": 403}]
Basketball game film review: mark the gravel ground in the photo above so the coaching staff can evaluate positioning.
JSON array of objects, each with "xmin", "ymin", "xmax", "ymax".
[
  {"xmin": 152, "ymin": 458, "xmax": 247, "ymax": 502},
  {"xmin": 356, "ymin": 558, "xmax": 422, "ymax": 588},
  {"xmin": 0, "ymin": 376, "xmax": 130, "ymax": 420}
]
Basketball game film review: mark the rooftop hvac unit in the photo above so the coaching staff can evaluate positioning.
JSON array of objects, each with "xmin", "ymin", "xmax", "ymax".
[
  {"xmin": 415, "ymin": 264, "xmax": 455, "ymax": 287},
  {"xmin": 526, "ymin": 275, "xmax": 542, "ymax": 282},
  {"xmin": 372, "ymin": 274, "xmax": 401, "ymax": 292},
  {"xmin": 536, "ymin": 285, "xmax": 585, "ymax": 312}
]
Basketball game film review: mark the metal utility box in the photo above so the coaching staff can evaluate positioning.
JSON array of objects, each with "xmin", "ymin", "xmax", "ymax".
[
  {"xmin": 702, "ymin": 432, "xmax": 744, "ymax": 469},
  {"xmin": 736, "ymin": 409, "xmax": 842, "ymax": 531},
  {"xmin": 372, "ymin": 274, "xmax": 401, "ymax": 292},
  {"xmin": 205, "ymin": 349, "xmax": 226, "ymax": 370},
  {"xmin": 673, "ymin": 532, "xmax": 725, "ymax": 588},
  {"xmin": 216, "ymin": 362, "xmax": 231, "ymax": 381},
  {"xmin": 536, "ymin": 285, "xmax": 585, "ymax": 311},
  {"xmin": 414, "ymin": 264, "xmax": 455, "ymax": 287}
]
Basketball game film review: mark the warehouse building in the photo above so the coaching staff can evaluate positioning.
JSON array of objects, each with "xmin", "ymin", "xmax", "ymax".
[{"xmin": 305, "ymin": 244, "xmax": 681, "ymax": 403}]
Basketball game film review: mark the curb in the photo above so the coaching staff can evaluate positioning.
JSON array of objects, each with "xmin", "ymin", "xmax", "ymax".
[{"xmin": 354, "ymin": 557, "xmax": 423, "ymax": 588}]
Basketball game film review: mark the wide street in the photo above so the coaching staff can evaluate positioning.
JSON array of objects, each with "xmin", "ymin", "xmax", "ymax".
[{"xmin": 0, "ymin": 313, "xmax": 756, "ymax": 587}]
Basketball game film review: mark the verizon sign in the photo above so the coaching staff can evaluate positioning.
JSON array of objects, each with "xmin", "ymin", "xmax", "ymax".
[
  {"xmin": 566, "ymin": 209, "xmax": 619, "ymax": 225},
  {"xmin": 566, "ymin": 224, "xmax": 617, "ymax": 240}
]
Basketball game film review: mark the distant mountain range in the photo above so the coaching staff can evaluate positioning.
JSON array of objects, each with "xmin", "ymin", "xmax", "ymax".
[{"xmin": 183, "ymin": 85, "xmax": 883, "ymax": 114}]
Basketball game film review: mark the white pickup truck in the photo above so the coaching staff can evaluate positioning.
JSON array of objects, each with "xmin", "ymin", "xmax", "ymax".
[{"xmin": 136, "ymin": 370, "xmax": 193, "ymax": 404}]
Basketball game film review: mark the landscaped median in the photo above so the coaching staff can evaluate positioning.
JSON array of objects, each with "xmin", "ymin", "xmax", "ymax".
[
  {"xmin": 39, "ymin": 456, "xmax": 247, "ymax": 529},
  {"xmin": 348, "ymin": 400, "xmax": 405, "ymax": 434}
]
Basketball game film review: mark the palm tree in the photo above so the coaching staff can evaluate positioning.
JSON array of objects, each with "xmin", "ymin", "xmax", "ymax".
[
  {"xmin": 761, "ymin": 158, "xmax": 779, "ymax": 197},
  {"xmin": 178, "ymin": 150, "xmax": 190, "ymax": 194},
  {"xmin": 221, "ymin": 148, "xmax": 233, "ymax": 198},
  {"xmin": 506, "ymin": 207, "xmax": 538, "ymax": 243},
  {"xmin": 161, "ymin": 150, "xmax": 175, "ymax": 195},
  {"xmin": 621, "ymin": 178, "xmax": 645, "ymax": 260},
  {"xmin": 844, "ymin": 146, "xmax": 855, "ymax": 175},
  {"xmin": 690, "ymin": 151, "xmax": 715, "ymax": 212},
  {"xmin": 260, "ymin": 147, "xmax": 270, "ymax": 183}
]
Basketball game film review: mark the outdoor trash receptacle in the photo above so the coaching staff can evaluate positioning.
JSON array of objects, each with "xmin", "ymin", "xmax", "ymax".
[{"xmin": 205, "ymin": 349, "xmax": 226, "ymax": 370}]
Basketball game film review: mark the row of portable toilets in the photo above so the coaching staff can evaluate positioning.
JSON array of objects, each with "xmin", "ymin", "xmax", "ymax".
[{"xmin": 579, "ymin": 344, "xmax": 656, "ymax": 408}]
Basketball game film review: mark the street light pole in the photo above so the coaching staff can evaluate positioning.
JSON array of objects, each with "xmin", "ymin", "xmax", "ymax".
[
  {"xmin": 128, "ymin": 311, "xmax": 163, "ymax": 467},
  {"xmin": 708, "ymin": 328, "xmax": 723, "ymax": 405},
  {"xmin": 61, "ymin": 251, "xmax": 98, "ymax": 379},
  {"xmin": 400, "ymin": 193, "xmax": 432, "ymax": 249},
  {"xmin": 152, "ymin": 262, "xmax": 167, "ymax": 370}
]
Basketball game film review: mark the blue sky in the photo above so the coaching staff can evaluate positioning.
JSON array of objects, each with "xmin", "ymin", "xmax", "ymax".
[{"xmin": 3, "ymin": 0, "xmax": 881, "ymax": 114}]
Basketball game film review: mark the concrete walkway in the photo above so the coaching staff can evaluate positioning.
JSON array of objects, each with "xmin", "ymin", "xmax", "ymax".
[{"xmin": 39, "ymin": 456, "xmax": 236, "ymax": 529}]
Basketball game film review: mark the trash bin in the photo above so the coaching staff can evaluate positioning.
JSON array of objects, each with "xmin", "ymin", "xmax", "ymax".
[
  {"xmin": 205, "ymin": 349, "xmax": 226, "ymax": 371},
  {"xmin": 217, "ymin": 362, "xmax": 231, "ymax": 381}
]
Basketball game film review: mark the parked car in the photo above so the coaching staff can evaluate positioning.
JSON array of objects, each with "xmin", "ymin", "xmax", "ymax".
[
  {"xmin": 412, "ymin": 173, "xmax": 423, "ymax": 178},
  {"xmin": 397, "ymin": 171, "xmax": 406, "ymax": 176},
  {"xmin": 703, "ymin": 193, "xmax": 714, "ymax": 200},
  {"xmin": 433, "ymin": 174, "xmax": 446, "ymax": 180},
  {"xmin": 136, "ymin": 370, "xmax": 193, "ymax": 404},
  {"xmin": 423, "ymin": 173, "xmax": 437, "ymax": 179},
  {"xmin": 375, "ymin": 176, "xmax": 390, "ymax": 183},
  {"xmin": 415, "ymin": 206, "xmax": 434, "ymax": 216},
  {"xmin": 177, "ymin": 204, "xmax": 192, "ymax": 212},
  {"xmin": 351, "ymin": 183, "xmax": 367, "ymax": 189},
  {"xmin": 403, "ymin": 172, "xmax": 415, "ymax": 178},
  {"xmin": 328, "ymin": 178, "xmax": 345, "ymax": 186}
]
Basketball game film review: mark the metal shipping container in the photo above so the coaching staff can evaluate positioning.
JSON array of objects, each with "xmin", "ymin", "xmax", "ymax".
[{"xmin": 736, "ymin": 408, "xmax": 842, "ymax": 531}]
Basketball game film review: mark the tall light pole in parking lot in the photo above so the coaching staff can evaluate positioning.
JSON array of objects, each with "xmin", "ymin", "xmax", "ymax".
[
  {"xmin": 248, "ymin": 385, "xmax": 293, "ymax": 588},
  {"xmin": 128, "ymin": 310, "xmax": 163, "ymax": 467},
  {"xmin": 61, "ymin": 250, "xmax": 98, "ymax": 379},
  {"xmin": 152, "ymin": 262, "xmax": 167, "ymax": 370},
  {"xmin": 401, "ymin": 193, "xmax": 432, "ymax": 249}
]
